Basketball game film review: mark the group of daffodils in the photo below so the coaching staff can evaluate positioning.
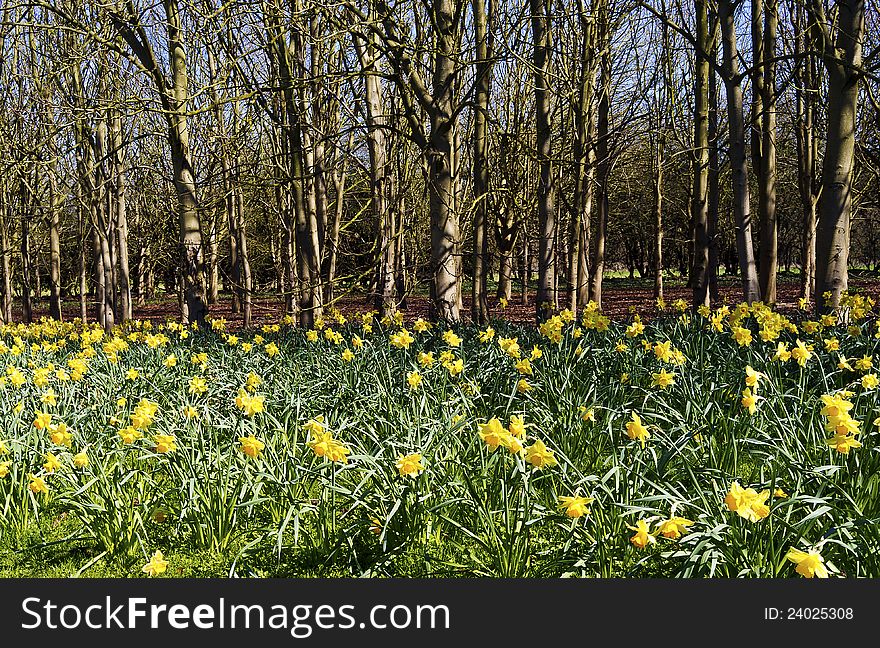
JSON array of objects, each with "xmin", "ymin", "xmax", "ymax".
[
  {"xmin": 820, "ymin": 392, "xmax": 863, "ymax": 454},
  {"xmin": 478, "ymin": 416, "xmax": 558, "ymax": 469}
]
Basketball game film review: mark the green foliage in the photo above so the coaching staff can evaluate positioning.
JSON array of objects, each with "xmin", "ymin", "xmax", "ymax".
[{"xmin": 1, "ymin": 302, "xmax": 879, "ymax": 578}]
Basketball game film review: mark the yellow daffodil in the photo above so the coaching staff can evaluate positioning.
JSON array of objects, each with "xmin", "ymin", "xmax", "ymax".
[
  {"xmin": 741, "ymin": 387, "xmax": 757, "ymax": 415},
  {"xmin": 28, "ymin": 473, "xmax": 48, "ymax": 495},
  {"xmin": 651, "ymin": 369, "xmax": 675, "ymax": 389},
  {"xmin": 558, "ymin": 495, "xmax": 594, "ymax": 518},
  {"xmin": 396, "ymin": 453, "xmax": 425, "ymax": 478},
  {"xmin": 142, "ymin": 550, "xmax": 168, "ymax": 577},
  {"xmin": 785, "ymin": 547, "xmax": 829, "ymax": 579},
  {"xmin": 43, "ymin": 452, "xmax": 62, "ymax": 473},
  {"xmin": 524, "ymin": 439, "xmax": 557, "ymax": 469},
  {"xmin": 725, "ymin": 481, "xmax": 770, "ymax": 522},
  {"xmin": 628, "ymin": 519, "xmax": 656, "ymax": 548},
  {"xmin": 239, "ymin": 435, "xmax": 265, "ymax": 459},
  {"xmin": 655, "ymin": 516, "xmax": 694, "ymax": 539},
  {"xmin": 625, "ymin": 412, "xmax": 650, "ymax": 447},
  {"xmin": 153, "ymin": 434, "xmax": 177, "ymax": 454}
]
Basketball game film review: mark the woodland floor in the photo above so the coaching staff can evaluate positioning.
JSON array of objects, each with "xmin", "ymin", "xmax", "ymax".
[{"xmin": 12, "ymin": 272, "xmax": 880, "ymax": 329}]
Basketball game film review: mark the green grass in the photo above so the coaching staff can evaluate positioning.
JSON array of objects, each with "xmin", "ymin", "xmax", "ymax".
[{"xmin": 1, "ymin": 297, "xmax": 879, "ymax": 578}]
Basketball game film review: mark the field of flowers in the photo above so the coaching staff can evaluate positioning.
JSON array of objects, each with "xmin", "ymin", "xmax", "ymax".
[{"xmin": 1, "ymin": 294, "xmax": 879, "ymax": 579}]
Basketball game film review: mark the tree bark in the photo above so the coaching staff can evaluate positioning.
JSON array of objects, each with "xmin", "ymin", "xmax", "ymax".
[
  {"xmin": 19, "ymin": 174, "xmax": 33, "ymax": 323},
  {"xmin": 795, "ymin": 4, "xmax": 818, "ymax": 302},
  {"xmin": 589, "ymin": 13, "xmax": 611, "ymax": 309},
  {"xmin": 471, "ymin": 0, "xmax": 492, "ymax": 324},
  {"xmin": 754, "ymin": 0, "xmax": 778, "ymax": 303},
  {"xmin": 808, "ymin": 0, "xmax": 865, "ymax": 311},
  {"xmin": 354, "ymin": 31, "xmax": 395, "ymax": 318},
  {"xmin": 0, "ymin": 187, "xmax": 11, "ymax": 323},
  {"xmin": 571, "ymin": 0, "xmax": 596, "ymax": 312},
  {"xmin": 718, "ymin": 0, "xmax": 760, "ymax": 303},
  {"xmin": 532, "ymin": 0, "xmax": 557, "ymax": 321},
  {"xmin": 164, "ymin": 0, "xmax": 206, "ymax": 327},
  {"xmin": 691, "ymin": 0, "xmax": 712, "ymax": 310},
  {"xmin": 110, "ymin": 104, "xmax": 132, "ymax": 322},
  {"xmin": 708, "ymin": 19, "xmax": 720, "ymax": 304}
]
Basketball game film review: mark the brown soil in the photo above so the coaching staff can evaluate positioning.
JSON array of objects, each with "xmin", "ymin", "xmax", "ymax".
[{"xmin": 12, "ymin": 276, "xmax": 880, "ymax": 330}]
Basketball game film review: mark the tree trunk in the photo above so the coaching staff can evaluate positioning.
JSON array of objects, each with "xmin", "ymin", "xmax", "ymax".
[
  {"xmin": 719, "ymin": 0, "xmax": 761, "ymax": 303},
  {"xmin": 795, "ymin": 5, "xmax": 818, "ymax": 302},
  {"xmin": 424, "ymin": 0, "xmax": 461, "ymax": 323},
  {"xmin": 206, "ymin": 219, "xmax": 219, "ymax": 305},
  {"xmin": 519, "ymin": 234, "xmax": 529, "ymax": 305},
  {"xmin": 395, "ymin": 191, "xmax": 408, "ymax": 305},
  {"xmin": 165, "ymin": 0, "xmax": 207, "ymax": 327},
  {"xmin": 0, "ymin": 187, "xmax": 11, "ymax": 323},
  {"xmin": 325, "ymin": 135, "xmax": 349, "ymax": 305},
  {"xmin": 45, "ymin": 95, "xmax": 63, "ymax": 321},
  {"xmin": 653, "ymin": 136, "xmax": 664, "ymax": 301},
  {"xmin": 754, "ymin": 0, "xmax": 778, "ymax": 303},
  {"xmin": 48, "ymin": 168, "xmax": 63, "ymax": 321},
  {"xmin": 572, "ymin": 2, "xmax": 596, "ymax": 312},
  {"xmin": 111, "ymin": 106, "xmax": 132, "ymax": 322},
  {"xmin": 532, "ymin": 0, "xmax": 557, "ymax": 321},
  {"xmin": 19, "ymin": 176, "xmax": 33, "ymax": 323},
  {"xmin": 495, "ymin": 134, "xmax": 520, "ymax": 303},
  {"xmin": 708, "ymin": 22, "xmax": 719, "ymax": 304},
  {"xmin": 589, "ymin": 21, "xmax": 611, "ymax": 309},
  {"xmin": 356, "ymin": 33, "xmax": 395, "ymax": 318},
  {"xmin": 471, "ymin": 0, "xmax": 491, "ymax": 324},
  {"xmin": 93, "ymin": 116, "xmax": 116, "ymax": 331},
  {"xmin": 691, "ymin": 0, "xmax": 712, "ymax": 310},
  {"xmin": 235, "ymin": 183, "xmax": 252, "ymax": 328},
  {"xmin": 809, "ymin": 0, "xmax": 864, "ymax": 311}
]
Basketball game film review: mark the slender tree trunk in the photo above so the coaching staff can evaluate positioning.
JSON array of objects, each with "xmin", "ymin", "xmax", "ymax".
[
  {"xmin": 273, "ymin": 119, "xmax": 296, "ymax": 315},
  {"xmin": 471, "ymin": 0, "xmax": 492, "ymax": 324},
  {"xmin": 589, "ymin": 20, "xmax": 611, "ymax": 309},
  {"xmin": 235, "ymin": 183, "xmax": 252, "ymax": 327},
  {"xmin": 94, "ymin": 122, "xmax": 114, "ymax": 331},
  {"xmin": 325, "ymin": 133, "xmax": 350, "ymax": 305},
  {"xmin": 206, "ymin": 219, "xmax": 219, "ymax": 305},
  {"xmin": 708, "ymin": 20, "xmax": 720, "ymax": 304},
  {"xmin": 755, "ymin": 0, "xmax": 778, "ymax": 303},
  {"xmin": 355, "ymin": 33, "xmax": 395, "ymax": 318},
  {"xmin": 141, "ymin": 240, "xmax": 154, "ymax": 303},
  {"xmin": 395, "ymin": 191, "xmax": 408, "ymax": 305},
  {"xmin": 45, "ymin": 93, "xmax": 63, "ymax": 321},
  {"xmin": 495, "ymin": 134, "xmax": 519, "ymax": 303},
  {"xmin": 19, "ymin": 177, "xmax": 33, "ymax": 323},
  {"xmin": 302, "ymin": 131, "xmax": 325, "ymax": 323},
  {"xmin": 111, "ymin": 107, "xmax": 132, "ymax": 322},
  {"xmin": 422, "ymin": 0, "xmax": 462, "ymax": 323},
  {"xmin": 428, "ymin": 122, "xmax": 460, "ymax": 322},
  {"xmin": 0, "ymin": 187, "xmax": 11, "ymax": 323},
  {"xmin": 719, "ymin": 0, "xmax": 761, "ymax": 303},
  {"xmin": 691, "ymin": 0, "xmax": 712, "ymax": 310},
  {"xmin": 225, "ymin": 157, "xmax": 240, "ymax": 313},
  {"xmin": 453, "ymin": 121, "xmax": 464, "ymax": 317},
  {"xmin": 498, "ymin": 251, "xmax": 513, "ymax": 302},
  {"xmin": 48, "ymin": 168, "xmax": 63, "ymax": 321},
  {"xmin": 653, "ymin": 137, "xmax": 664, "ymax": 301},
  {"xmin": 165, "ymin": 1, "xmax": 207, "ymax": 326},
  {"xmin": 572, "ymin": 1, "xmax": 596, "ymax": 312},
  {"xmin": 92, "ymin": 225, "xmax": 106, "ymax": 328},
  {"xmin": 532, "ymin": 0, "xmax": 557, "ymax": 321},
  {"xmin": 267, "ymin": 9, "xmax": 321, "ymax": 326},
  {"xmin": 519, "ymin": 234, "xmax": 529, "ymax": 305},
  {"xmin": 809, "ymin": 0, "xmax": 864, "ymax": 311},
  {"xmin": 795, "ymin": 5, "xmax": 818, "ymax": 302}
]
